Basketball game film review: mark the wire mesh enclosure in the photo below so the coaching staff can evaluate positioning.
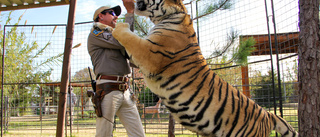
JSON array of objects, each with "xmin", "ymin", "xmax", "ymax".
[{"xmin": 1, "ymin": 0, "xmax": 299, "ymax": 136}]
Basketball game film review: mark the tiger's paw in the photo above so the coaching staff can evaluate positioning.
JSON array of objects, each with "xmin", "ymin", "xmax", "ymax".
[{"xmin": 113, "ymin": 23, "xmax": 130, "ymax": 40}]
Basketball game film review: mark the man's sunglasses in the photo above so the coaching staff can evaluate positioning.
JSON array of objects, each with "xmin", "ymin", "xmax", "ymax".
[{"xmin": 101, "ymin": 10, "xmax": 116, "ymax": 16}]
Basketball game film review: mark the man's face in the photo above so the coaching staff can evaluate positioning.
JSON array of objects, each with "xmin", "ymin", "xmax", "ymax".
[{"xmin": 99, "ymin": 10, "xmax": 118, "ymax": 28}]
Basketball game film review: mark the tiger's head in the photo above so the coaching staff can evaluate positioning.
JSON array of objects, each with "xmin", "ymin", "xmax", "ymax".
[{"xmin": 135, "ymin": 0, "xmax": 187, "ymax": 24}]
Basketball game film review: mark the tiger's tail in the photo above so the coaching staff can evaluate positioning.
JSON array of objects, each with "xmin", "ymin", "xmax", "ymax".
[{"xmin": 272, "ymin": 113, "xmax": 298, "ymax": 137}]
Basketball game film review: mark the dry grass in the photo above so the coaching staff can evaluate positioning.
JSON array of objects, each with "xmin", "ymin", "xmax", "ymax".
[
  {"xmin": 3, "ymin": 105, "xmax": 298, "ymax": 137},
  {"xmin": 3, "ymin": 115, "xmax": 197, "ymax": 137}
]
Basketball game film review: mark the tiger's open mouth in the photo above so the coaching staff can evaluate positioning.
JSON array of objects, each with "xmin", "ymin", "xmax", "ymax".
[{"xmin": 137, "ymin": 0, "xmax": 147, "ymax": 11}]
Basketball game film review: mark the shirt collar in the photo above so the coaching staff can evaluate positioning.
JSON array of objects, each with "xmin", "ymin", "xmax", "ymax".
[{"xmin": 92, "ymin": 22, "xmax": 113, "ymax": 33}]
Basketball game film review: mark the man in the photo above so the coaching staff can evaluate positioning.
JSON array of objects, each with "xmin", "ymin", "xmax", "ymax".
[
  {"xmin": 66, "ymin": 86, "xmax": 77, "ymax": 125},
  {"xmin": 87, "ymin": 0, "xmax": 145, "ymax": 137}
]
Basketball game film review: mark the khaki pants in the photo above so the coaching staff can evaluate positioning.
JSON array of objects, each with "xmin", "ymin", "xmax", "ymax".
[{"xmin": 95, "ymin": 80, "xmax": 145, "ymax": 137}]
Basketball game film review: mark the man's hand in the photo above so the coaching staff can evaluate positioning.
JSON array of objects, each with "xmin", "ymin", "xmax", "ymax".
[{"xmin": 123, "ymin": 0, "xmax": 135, "ymax": 14}]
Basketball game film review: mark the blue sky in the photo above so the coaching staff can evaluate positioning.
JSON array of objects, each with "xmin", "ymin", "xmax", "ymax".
[{"xmin": 1, "ymin": 0, "xmax": 127, "ymax": 25}]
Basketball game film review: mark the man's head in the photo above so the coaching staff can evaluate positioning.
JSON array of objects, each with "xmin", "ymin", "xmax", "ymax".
[{"xmin": 93, "ymin": 5, "xmax": 121, "ymax": 28}]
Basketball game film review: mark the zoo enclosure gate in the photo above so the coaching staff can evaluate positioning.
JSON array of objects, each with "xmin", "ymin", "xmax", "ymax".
[{"xmin": 1, "ymin": 0, "xmax": 299, "ymax": 136}]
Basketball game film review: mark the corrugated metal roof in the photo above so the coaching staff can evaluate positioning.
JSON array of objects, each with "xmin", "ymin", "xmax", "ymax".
[{"xmin": 0, "ymin": 0, "xmax": 69, "ymax": 11}]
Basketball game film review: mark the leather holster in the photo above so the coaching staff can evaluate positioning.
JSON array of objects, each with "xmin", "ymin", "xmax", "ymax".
[{"xmin": 91, "ymin": 82, "xmax": 128, "ymax": 117}]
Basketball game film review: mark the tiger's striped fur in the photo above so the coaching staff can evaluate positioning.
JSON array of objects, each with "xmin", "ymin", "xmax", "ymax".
[{"xmin": 112, "ymin": 0, "xmax": 298, "ymax": 136}]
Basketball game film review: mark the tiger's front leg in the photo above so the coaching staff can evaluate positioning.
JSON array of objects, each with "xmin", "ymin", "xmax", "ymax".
[
  {"xmin": 113, "ymin": 23, "xmax": 151, "ymax": 53},
  {"xmin": 112, "ymin": 23, "xmax": 137, "ymax": 47},
  {"xmin": 112, "ymin": 23, "xmax": 157, "ymax": 72}
]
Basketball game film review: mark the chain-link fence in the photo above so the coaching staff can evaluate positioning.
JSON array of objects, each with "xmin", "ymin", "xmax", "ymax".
[{"xmin": 1, "ymin": 0, "xmax": 299, "ymax": 136}]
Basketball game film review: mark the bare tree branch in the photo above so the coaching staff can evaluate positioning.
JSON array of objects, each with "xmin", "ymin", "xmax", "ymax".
[
  {"xmin": 135, "ymin": 19, "xmax": 148, "ymax": 36},
  {"xmin": 192, "ymin": 0, "xmax": 231, "ymax": 20}
]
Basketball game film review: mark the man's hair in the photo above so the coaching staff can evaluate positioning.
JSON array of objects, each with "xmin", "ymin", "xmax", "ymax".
[
  {"xmin": 94, "ymin": 10, "xmax": 109, "ymax": 22},
  {"xmin": 94, "ymin": 13, "xmax": 102, "ymax": 22}
]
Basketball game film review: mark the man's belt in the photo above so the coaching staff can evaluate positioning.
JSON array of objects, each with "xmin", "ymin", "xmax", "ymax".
[
  {"xmin": 96, "ymin": 82, "xmax": 129, "ymax": 92},
  {"xmin": 99, "ymin": 75, "xmax": 129, "ymax": 82}
]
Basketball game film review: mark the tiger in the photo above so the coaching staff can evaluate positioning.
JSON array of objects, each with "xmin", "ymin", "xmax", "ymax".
[{"xmin": 112, "ymin": 0, "xmax": 299, "ymax": 136}]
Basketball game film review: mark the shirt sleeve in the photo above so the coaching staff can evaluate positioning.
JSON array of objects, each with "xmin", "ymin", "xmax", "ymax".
[{"xmin": 125, "ymin": 13, "xmax": 134, "ymax": 32}]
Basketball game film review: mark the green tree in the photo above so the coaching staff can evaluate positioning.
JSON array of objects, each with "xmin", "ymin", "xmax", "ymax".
[
  {"xmin": 207, "ymin": 32, "xmax": 256, "ymax": 66},
  {"xmin": 205, "ymin": 37, "xmax": 256, "ymax": 90},
  {"xmin": 72, "ymin": 67, "xmax": 95, "ymax": 82},
  {"xmin": 0, "ymin": 11, "xmax": 65, "ymax": 116},
  {"xmin": 251, "ymin": 70, "xmax": 298, "ymax": 108},
  {"xmin": 70, "ymin": 67, "xmax": 95, "ymax": 107},
  {"xmin": 192, "ymin": 0, "xmax": 256, "ymax": 66}
]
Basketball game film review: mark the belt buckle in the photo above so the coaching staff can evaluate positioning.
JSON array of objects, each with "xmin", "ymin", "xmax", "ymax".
[
  {"xmin": 119, "ymin": 84, "xmax": 124, "ymax": 91},
  {"xmin": 119, "ymin": 83, "xmax": 127, "ymax": 91}
]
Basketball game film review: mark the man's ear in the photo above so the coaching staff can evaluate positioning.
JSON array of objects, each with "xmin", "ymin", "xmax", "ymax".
[{"xmin": 98, "ymin": 13, "xmax": 103, "ymax": 21}]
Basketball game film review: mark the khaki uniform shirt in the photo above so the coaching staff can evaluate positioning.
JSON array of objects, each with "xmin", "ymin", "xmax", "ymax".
[{"xmin": 87, "ymin": 13, "xmax": 134, "ymax": 77}]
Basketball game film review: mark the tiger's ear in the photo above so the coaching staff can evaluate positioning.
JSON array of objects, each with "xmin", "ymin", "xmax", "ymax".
[{"xmin": 167, "ymin": 0, "xmax": 187, "ymax": 13}]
